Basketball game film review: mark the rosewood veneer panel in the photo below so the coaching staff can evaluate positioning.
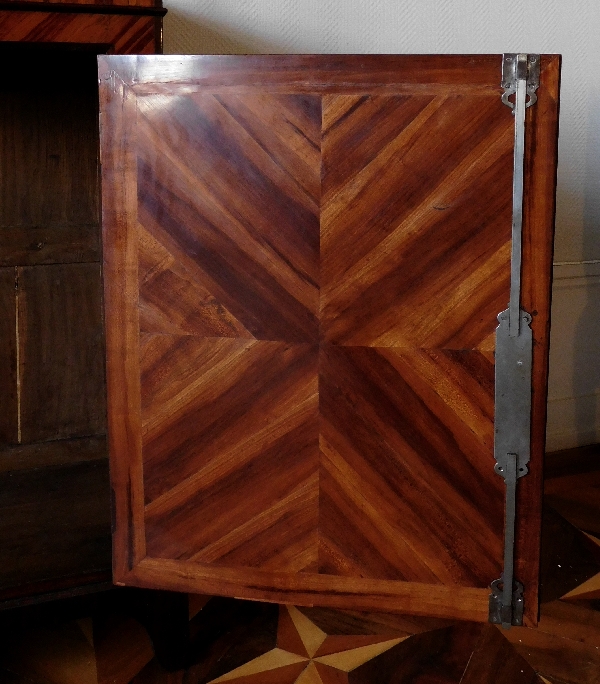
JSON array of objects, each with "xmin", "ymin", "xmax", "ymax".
[
  {"xmin": 136, "ymin": 92, "xmax": 320, "ymax": 343},
  {"xmin": 321, "ymin": 93, "xmax": 512, "ymax": 349},
  {"xmin": 319, "ymin": 345, "xmax": 502, "ymax": 585},
  {"xmin": 142, "ymin": 335, "xmax": 320, "ymax": 571},
  {"xmin": 100, "ymin": 55, "xmax": 560, "ymax": 625}
]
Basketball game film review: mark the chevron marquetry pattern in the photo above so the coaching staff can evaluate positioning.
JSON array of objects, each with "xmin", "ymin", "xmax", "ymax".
[
  {"xmin": 319, "ymin": 345, "xmax": 503, "ymax": 585},
  {"xmin": 134, "ymin": 90, "xmax": 513, "ymax": 585},
  {"xmin": 138, "ymin": 93, "xmax": 321, "ymax": 571},
  {"xmin": 136, "ymin": 92, "xmax": 321, "ymax": 344},
  {"xmin": 321, "ymin": 94, "xmax": 513, "ymax": 349},
  {"xmin": 141, "ymin": 334, "xmax": 320, "ymax": 570}
]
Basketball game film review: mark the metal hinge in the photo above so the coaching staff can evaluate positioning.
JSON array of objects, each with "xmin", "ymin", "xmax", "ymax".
[
  {"xmin": 489, "ymin": 54, "xmax": 539, "ymax": 630},
  {"xmin": 501, "ymin": 53, "xmax": 540, "ymax": 111}
]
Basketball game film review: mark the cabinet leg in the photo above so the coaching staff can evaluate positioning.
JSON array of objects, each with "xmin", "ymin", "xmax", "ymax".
[{"xmin": 129, "ymin": 589, "xmax": 190, "ymax": 671}]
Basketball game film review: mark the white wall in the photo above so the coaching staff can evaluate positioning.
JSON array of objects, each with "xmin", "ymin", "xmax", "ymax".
[{"xmin": 162, "ymin": 0, "xmax": 600, "ymax": 451}]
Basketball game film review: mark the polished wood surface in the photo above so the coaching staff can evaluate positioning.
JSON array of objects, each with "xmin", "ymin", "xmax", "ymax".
[
  {"xmin": 0, "ymin": 51, "xmax": 101, "ymax": 267},
  {"xmin": 0, "ymin": 1, "xmax": 165, "ymax": 14},
  {"xmin": 0, "ymin": 50, "xmax": 112, "ymax": 600},
  {"xmin": 100, "ymin": 55, "xmax": 560, "ymax": 624},
  {"xmin": 0, "ymin": 13, "xmax": 157, "ymax": 51}
]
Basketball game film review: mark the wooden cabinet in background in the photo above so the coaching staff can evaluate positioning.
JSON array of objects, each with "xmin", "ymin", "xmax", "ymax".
[{"xmin": 0, "ymin": 0, "xmax": 165, "ymax": 607}]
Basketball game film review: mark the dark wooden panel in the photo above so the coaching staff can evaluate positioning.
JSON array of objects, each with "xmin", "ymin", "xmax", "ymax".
[
  {"xmin": 17, "ymin": 263, "xmax": 106, "ymax": 443},
  {"xmin": 0, "ymin": 267, "xmax": 17, "ymax": 444},
  {"xmin": 0, "ymin": 435, "xmax": 106, "ymax": 473},
  {"xmin": 0, "ymin": 0, "xmax": 163, "ymax": 609},
  {"xmin": 0, "ymin": 225, "xmax": 100, "ymax": 267},
  {"xmin": 0, "ymin": 51, "xmax": 99, "ymax": 231},
  {"xmin": 0, "ymin": 459, "xmax": 111, "ymax": 591}
]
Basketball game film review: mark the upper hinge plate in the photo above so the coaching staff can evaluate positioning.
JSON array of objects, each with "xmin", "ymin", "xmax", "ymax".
[{"xmin": 501, "ymin": 53, "xmax": 540, "ymax": 109}]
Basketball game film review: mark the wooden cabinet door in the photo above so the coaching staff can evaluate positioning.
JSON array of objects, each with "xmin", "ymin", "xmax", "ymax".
[{"xmin": 99, "ymin": 54, "xmax": 560, "ymax": 626}]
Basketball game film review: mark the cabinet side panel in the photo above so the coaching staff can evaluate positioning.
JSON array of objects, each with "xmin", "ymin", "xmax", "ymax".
[
  {"xmin": 0, "ymin": 57, "xmax": 99, "ymax": 232},
  {"xmin": 517, "ymin": 54, "xmax": 562, "ymax": 627},
  {"xmin": 17, "ymin": 263, "xmax": 106, "ymax": 443},
  {"xmin": 0, "ymin": 459, "xmax": 111, "ymax": 592},
  {"xmin": 0, "ymin": 267, "xmax": 17, "ymax": 445},
  {"xmin": 136, "ymin": 91, "xmax": 322, "ymax": 572}
]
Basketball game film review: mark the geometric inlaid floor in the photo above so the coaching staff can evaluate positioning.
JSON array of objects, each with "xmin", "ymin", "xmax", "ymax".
[{"xmin": 0, "ymin": 446, "xmax": 599, "ymax": 684}]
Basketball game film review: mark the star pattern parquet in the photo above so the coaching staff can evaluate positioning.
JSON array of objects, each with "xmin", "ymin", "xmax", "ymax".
[{"xmin": 206, "ymin": 606, "xmax": 406, "ymax": 683}]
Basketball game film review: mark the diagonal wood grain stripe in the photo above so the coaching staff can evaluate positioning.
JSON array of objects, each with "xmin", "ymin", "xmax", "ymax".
[
  {"xmin": 212, "ymin": 93, "xmax": 321, "ymax": 204},
  {"xmin": 141, "ymin": 335, "xmax": 319, "ymax": 571},
  {"xmin": 146, "ymin": 445, "xmax": 319, "ymax": 570},
  {"xmin": 136, "ymin": 92, "xmax": 321, "ymax": 343},
  {"xmin": 141, "ymin": 335, "xmax": 318, "ymax": 501},
  {"xmin": 318, "ymin": 345, "xmax": 503, "ymax": 586},
  {"xmin": 138, "ymin": 225, "xmax": 254, "ymax": 338},
  {"xmin": 321, "ymin": 94, "xmax": 512, "ymax": 349}
]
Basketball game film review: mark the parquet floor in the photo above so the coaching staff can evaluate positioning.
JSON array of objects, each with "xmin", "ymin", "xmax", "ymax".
[{"xmin": 0, "ymin": 446, "xmax": 599, "ymax": 684}]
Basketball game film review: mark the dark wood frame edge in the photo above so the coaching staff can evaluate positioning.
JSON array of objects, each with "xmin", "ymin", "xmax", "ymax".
[{"xmin": 0, "ymin": 2, "xmax": 166, "ymax": 16}]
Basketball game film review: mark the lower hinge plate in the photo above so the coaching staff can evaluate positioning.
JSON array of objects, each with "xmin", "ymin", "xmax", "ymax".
[{"xmin": 489, "ymin": 577, "xmax": 524, "ymax": 627}]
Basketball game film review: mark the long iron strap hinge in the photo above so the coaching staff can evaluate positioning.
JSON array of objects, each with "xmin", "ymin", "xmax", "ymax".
[{"xmin": 489, "ymin": 54, "xmax": 539, "ymax": 630}]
